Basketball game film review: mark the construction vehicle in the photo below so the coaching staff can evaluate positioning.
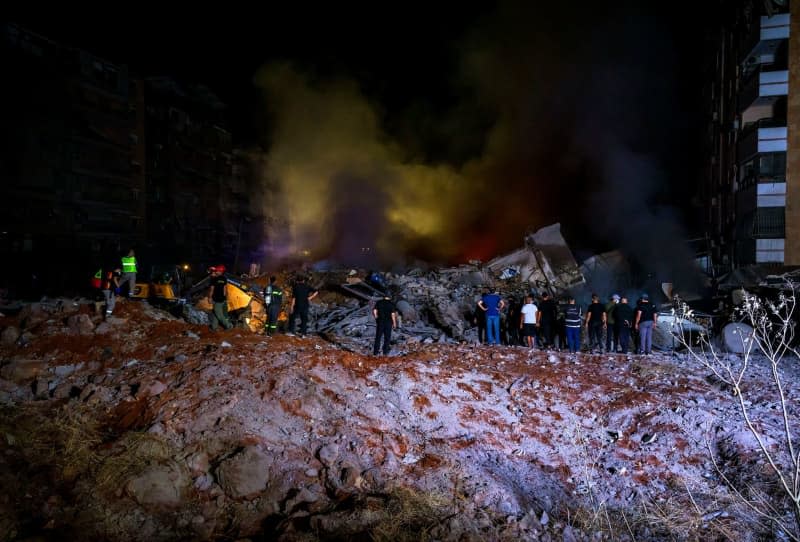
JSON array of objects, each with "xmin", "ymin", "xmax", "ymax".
[
  {"xmin": 132, "ymin": 264, "xmax": 190, "ymax": 305},
  {"xmin": 187, "ymin": 271, "xmax": 270, "ymax": 333}
]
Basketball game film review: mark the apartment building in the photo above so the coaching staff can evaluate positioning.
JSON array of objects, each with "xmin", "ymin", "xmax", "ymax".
[{"xmin": 704, "ymin": 0, "xmax": 795, "ymax": 270}]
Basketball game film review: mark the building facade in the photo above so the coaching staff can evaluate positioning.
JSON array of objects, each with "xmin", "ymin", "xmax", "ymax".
[
  {"xmin": 704, "ymin": 0, "xmax": 796, "ymax": 270},
  {"xmin": 1, "ymin": 24, "xmax": 276, "ymax": 295},
  {"xmin": 1, "ymin": 23, "xmax": 146, "ymax": 294}
]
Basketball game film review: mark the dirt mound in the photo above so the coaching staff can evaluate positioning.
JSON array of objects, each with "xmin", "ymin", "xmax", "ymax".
[{"xmin": 0, "ymin": 299, "xmax": 797, "ymax": 540}]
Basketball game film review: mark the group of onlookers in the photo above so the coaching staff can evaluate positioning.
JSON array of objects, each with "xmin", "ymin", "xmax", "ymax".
[{"xmin": 474, "ymin": 289, "xmax": 660, "ymax": 355}]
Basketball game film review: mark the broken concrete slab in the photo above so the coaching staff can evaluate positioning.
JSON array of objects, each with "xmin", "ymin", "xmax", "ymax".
[{"xmin": 486, "ymin": 223, "xmax": 584, "ymax": 294}]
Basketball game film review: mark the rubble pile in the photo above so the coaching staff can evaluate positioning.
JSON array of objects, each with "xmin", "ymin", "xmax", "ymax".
[
  {"xmin": 1, "ymin": 297, "xmax": 798, "ymax": 541},
  {"xmin": 313, "ymin": 266, "xmax": 490, "ymax": 352},
  {"xmin": 310, "ymin": 224, "xmax": 585, "ymax": 354}
]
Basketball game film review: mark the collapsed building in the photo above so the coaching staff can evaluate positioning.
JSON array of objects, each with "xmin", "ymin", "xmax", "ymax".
[{"xmin": 171, "ymin": 223, "xmax": 713, "ymax": 355}]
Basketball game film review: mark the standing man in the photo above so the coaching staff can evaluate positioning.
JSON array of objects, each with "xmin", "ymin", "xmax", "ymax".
[
  {"xmin": 605, "ymin": 294, "xmax": 620, "ymax": 352},
  {"xmin": 102, "ymin": 267, "xmax": 121, "ymax": 317},
  {"xmin": 207, "ymin": 265, "xmax": 233, "ymax": 331},
  {"xmin": 564, "ymin": 297, "xmax": 582, "ymax": 353},
  {"xmin": 263, "ymin": 276, "xmax": 283, "ymax": 336},
  {"xmin": 585, "ymin": 293, "xmax": 607, "ymax": 353},
  {"xmin": 121, "ymin": 248, "xmax": 137, "ymax": 297},
  {"xmin": 537, "ymin": 292, "xmax": 557, "ymax": 349},
  {"xmin": 613, "ymin": 296, "xmax": 635, "ymax": 354},
  {"xmin": 520, "ymin": 295, "xmax": 539, "ymax": 349},
  {"xmin": 372, "ymin": 293, "xmax": 397, "ymax": 355},
  {"xmin": 288, "ymin": 275, "xmax": 318, "ymax": 336},
  {"xmin": 635, "ymin": 293, "xmax": 657, "ymax": 355},
  {"xmin": 478, "ymin": 288, "xmax": 505, "ymax": 345}
]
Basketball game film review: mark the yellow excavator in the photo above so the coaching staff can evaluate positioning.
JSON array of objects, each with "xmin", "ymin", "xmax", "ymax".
[
  {"xmin": 188, "ymin": 268, "xmax": 270, "ymax": 333},
  {"xmin": 131, "ymin": 264, "xmax": 189, "ymax": 304}
]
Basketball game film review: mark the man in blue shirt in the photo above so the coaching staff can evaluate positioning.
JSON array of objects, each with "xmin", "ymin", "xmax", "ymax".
[{"xmin": 478, "ymin": 288, "xmax": 505, "ymax": 345}]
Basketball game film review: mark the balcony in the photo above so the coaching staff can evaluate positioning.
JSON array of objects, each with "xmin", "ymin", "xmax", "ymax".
[
  {"xmin": 739, "ymin": 69, "xmax": 788, "ymax": 115},
  {"xmin": 738, "ymin": 121, "xmax": 787, "ymax": 161},
  {"xmin": 741, "ymin": 13, "xmax": 790, "ymax": 66}
]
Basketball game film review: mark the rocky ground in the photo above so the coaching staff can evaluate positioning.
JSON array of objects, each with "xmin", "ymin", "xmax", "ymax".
[{"xmin": 0, "ymin": 297, "xmax": 798, "ymax": 541}]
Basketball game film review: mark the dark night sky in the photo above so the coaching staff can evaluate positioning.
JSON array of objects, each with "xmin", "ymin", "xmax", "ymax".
[{"xmin": 18, "ymin": 3, "xmax": 713, "ymax": 272}]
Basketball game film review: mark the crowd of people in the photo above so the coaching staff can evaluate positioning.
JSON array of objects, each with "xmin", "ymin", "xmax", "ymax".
[
  {"xmin": 92, "ymin": 255, "xmax": 662, "ymax": 357},
  {"xmin": 474, "ymin": 289, "xmax": 660, "ymax": 355}
]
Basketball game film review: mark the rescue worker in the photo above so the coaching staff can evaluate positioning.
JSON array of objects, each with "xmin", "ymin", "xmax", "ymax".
[
  {"xmin": 121, "ymin": 248, "xmax": 137, "ymax": 297},
  {"xmin": 102, "ymin": 267, "xmax": 122, "ymax": 317},
  {"xmin": 207, "ymin": 265, "xmax": 233, "ymax": 331},
  {"xmin": 263, "ymin": 275, "xmax": 283, "ymax": 335}
]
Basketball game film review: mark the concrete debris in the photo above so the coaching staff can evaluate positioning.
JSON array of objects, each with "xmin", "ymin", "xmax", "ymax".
[
  {"xmin": 0, "ymin": 224, "xmax": 792, "ymax": 541},
  {"xmin": 126, "ymin": 463, "xmax": 190, "ymax": 508},
  {"xmin": 486, "ymin": 223, "xmax": 584, "ymax": 295},
  {"xmin": 0, "ymin": 297, "xmax": 796, "ymax": 541},
  {"xmin": 1, "ymin": 326, "xmax": 20, "ymax": 346}
]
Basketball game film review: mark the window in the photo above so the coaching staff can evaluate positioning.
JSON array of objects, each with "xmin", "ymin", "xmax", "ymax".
[{"xmin": 758, "ymin": 152, "xmax": 786, "ymax": 180}]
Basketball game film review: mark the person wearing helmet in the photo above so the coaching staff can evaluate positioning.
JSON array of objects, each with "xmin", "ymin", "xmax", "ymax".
[{"xmin": 207, "ymin": 265, "xmax": 233, "ymax": 331}]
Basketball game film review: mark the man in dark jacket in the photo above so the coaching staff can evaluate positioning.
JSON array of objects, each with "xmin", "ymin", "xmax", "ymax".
[
  {"xmin": 537, "ymin": 292, "xmax": 558, "ymax": 349},
  {"xmin": 612, "ymin": 296, "xmax": 635, "ymax": 353},
  {"xmin": 372, "ymin": 294, "xmax": 397, "ymax": 355},
  {"xmin": 585, "ymin": 293, "xmax": 607, "ymax": 353},
  {"xmin": 288, "ymin": 275, "xmax": 318, "ymax": 336}
]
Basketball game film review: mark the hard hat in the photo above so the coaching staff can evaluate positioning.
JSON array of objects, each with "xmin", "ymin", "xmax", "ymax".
[{"xmin": 216, "ymin": 264, "xmax": 226, "ymax": 273}]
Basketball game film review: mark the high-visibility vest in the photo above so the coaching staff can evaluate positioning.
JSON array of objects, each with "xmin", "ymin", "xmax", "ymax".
[
  {"xmin": 121, "ymin": 256, "xmax": 137, "ymax": 273},
  {"xmin": 91, "ymin": 269, "xmax": 102, "ymax": 289}
]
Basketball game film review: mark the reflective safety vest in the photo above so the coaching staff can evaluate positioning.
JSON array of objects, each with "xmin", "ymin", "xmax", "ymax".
[
  {"xmin": 121, "ymin": 256, "xmax": 137, "ymax": 273},
  {"xmin": 91, "ymin": 269, "xmax": 102, "ymax": 289},
  {"xmin": 565, "ymin": 305, "xmax": 582, "ymax": 328}
]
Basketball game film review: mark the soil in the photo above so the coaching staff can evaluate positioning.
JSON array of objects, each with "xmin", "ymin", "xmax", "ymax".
[{"xmin": 0, "ymin": 297, "xmax": 798, "ymax": 541}]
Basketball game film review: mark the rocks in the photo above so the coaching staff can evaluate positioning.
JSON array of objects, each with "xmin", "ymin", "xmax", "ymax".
[
  {"xmin": 0, "ymin": 359, "xmax": 49, "ymax": 383},
  {"xmin": 18, "ymin": 303, "xmax": 50, "ymax": 329},
  {"xmin": 54, "ymin": 363, "xmax": 83, "ymax": 377},
  {"xmin": 0, "ymin": 296, "xmax": 797, "ymax": 541},
  {"xmin": 183, "ymin": 305, "xmax": 209, "ymax": 326},
  {"xmin": 317, "ymin": 444, "xmax": 339, "ymax": 467},
  {"xmin": 67, "ymin": 314, "xmax": 95, "ymax": 335},
  {"xmin": 126, "ymin": 462, "xmax": 190, "ymax": 508},
  {"xmin": 187, "ymin": 451, "xmax": 210, "ymax": 474},
  {"xmin": 139, "ymin": 380, "xmax": 167, "ymax": 397},
  {"xmin": 216, "ymin": 446, "xmax": 272, "ymax": 499},
  {"xmin": 1, "ymin": 326, "xmax": 20, "ymax": 346}
]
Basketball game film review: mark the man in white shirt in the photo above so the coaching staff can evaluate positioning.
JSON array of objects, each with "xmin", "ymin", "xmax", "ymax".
[{"xmin": 520, "ymin": 295, "xmax": 539, "ymax": 348}]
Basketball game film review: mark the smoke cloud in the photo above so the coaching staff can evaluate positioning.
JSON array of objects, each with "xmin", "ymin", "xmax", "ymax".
[
  {"xmin": 254, "ymin": 63, "xmax": 472, "ymax": 266},
  {"xmin": 254, "ymin": 2, "xmax": 703, "ymax": 287}
]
